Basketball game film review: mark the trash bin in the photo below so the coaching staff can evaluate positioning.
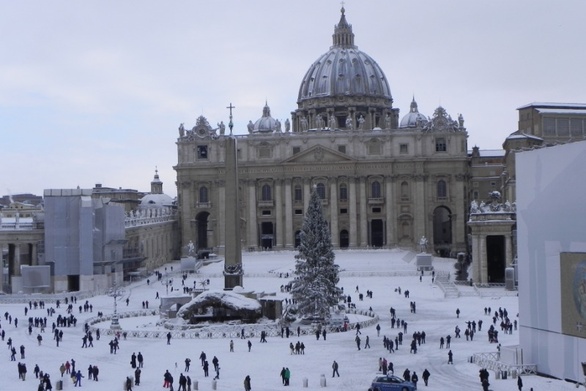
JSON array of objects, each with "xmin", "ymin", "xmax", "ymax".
[
  {"xmin": 303, "ymin": 377, "xmax": 308, "ymax": 388},
  {"xmin": 495, "ymin": 371, "xmax": 501, "ymax": 380},
  {"xmin": 320, "ymin": 374, "xmax": 327, "ymax": 387},
  {"xmin": 194, "ymin": 380, "xmax": 198, "ymax": 390},
  {"xmin": 56, "ymin": 380, "xmax": 63, "ymax": 390},
  {"xmin": 501, "ymin": 370, "xmax": 507, "ymax": 380},
  {"xmin": 212, "ymin": 379, "xmax": 217, "ymax": 390}
]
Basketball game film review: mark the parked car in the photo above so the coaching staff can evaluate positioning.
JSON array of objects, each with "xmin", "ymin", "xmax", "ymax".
[{"xmin": 368, "ymin": 374, "xmax": 417, "ymax": 391}]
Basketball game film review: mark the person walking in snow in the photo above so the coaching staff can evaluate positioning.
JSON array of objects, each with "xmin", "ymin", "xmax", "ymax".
[
  {"xmin": 74, "ymin": 370, "xmax": 83, "ymax": 387},
  {"xmin": 448, "ymin": 350, "xmax": 453, "ymax": 364},
  {"xmin": 422, "ymin": 368, "xmax": 430, "ymax": 386},
  {"xmin": 244, "ymin": 375, "xmax": 251, "ymax": 391},
  {"xmin": 355, "ymin": 335, "xmax": 361, "ymax": 350},
  {"xmin": 332, "ymin": 360, "xmax": 340, "ymax": 377}
]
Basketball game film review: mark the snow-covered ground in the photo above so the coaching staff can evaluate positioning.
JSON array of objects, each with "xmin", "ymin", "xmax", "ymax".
[{"xmin": 0, "ymin": 249, "xmax": 577, "ymax": 390}]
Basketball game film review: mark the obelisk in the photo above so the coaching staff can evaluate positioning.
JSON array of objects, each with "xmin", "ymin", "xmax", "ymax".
[{"xmin": 223, "ymin": 134, "xmax": 243, "ymax": 289}]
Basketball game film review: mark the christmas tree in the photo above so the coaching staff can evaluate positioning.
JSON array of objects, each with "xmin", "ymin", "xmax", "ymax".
[{"xmin": 290, "ymin": 189, "xmax": 341, "ymax": 319}]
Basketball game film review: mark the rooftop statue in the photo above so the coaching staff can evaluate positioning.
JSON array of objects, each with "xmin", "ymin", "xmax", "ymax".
[
  {"xmin": 357, "ymin": 114, "xmax": 365, "ymax": 130},
  {"xmin": 247, "ymin": 120, "xmax": 254, "ymax": 134},
  {"xmin": 178, "ymin": 123, "xmax": 185, "ymax": 138},
  {"xmin": 218, "ymin": 121, "xmax": 226, "ymax": 135},
  {"xmin": 284, "ymin": 118, "xmax": 291, "ymax": 132},
  {"xmin": 345, "ymin": 116, "xmax": 354, "ymax": 130}
]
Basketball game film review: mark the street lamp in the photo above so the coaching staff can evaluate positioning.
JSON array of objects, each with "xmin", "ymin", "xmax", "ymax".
[{"xmin": 108, "ymin": 285, "xmax": 126, "ymax": 330}]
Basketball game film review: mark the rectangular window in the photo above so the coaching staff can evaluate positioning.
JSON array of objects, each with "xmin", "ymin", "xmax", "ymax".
[
  {"xmin": 294, "ymin": 209, "xmax": 303, "ymax": 215},
  {"xmin": 372, "ymin": 207, "xmax": 381, "ymax": 213},
  {"xmin": 400, "ymin": 144, "xmax": 408, "ymax": 154},
  {"xmin": 293, "ymin": 147, "xmax": 301, "ymax": 155},
  {"xmin": 543, "ymin": 117, "xmax": 556, "ymax": 136},
  {"xmin": 557, "ymin": 118, "xmax": 569, "ymax": 136},
  {"xmin": 435, "ymin": 138, "xmax": 447, "ymax": 152},
  {"xmin": 571, "ymin": 119, "xmax": 583, "ymax": 136},
  {"xmin": 340, "ymin": 208, "xmax": 348, "ymax": 214},
  {"xmin": 338, "ymin": 145, "xmax": 346, "ymax": 154},
  {"xmin": 261, "ymin": 210, "xmax": 271, "ymax": 216},
  {"xmin": 197, "ymin": 145, "xmax": 208, "ymax": 159}
]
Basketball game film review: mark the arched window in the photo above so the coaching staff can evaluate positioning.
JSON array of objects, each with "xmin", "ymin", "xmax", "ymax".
[
  {"xmin": 371, "ymin": 181, "xmax": 381, "ymax": 198},
  {"xmin": 261, "ymin": 184, "xmax": 272, "ymax": 201},
  {"xmin": 316, "ymin": 183, "xmax": 326, "ymax": 199},
  {"xmin": 294, "ymin": 185, "xmax": 302, "ymax": 202},
  {"xmin": 339, "ymin": 183, "xmax": 348, "ymax": 201},
  {"xmin": 401, "ymin": 181, "xmax": 409, "ymax": 200},
  {"xmin": 199, "ymin": 186, "xmax": 209, "ymax": 203},
  {"xmin": 437, "ymin": 180, "xmax": 447, "ymax": 199}
]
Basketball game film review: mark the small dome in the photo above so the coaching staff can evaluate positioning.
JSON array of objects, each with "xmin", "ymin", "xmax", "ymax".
[
  {"xmin": 252, "ymin": 103, "xmax": 279, "ymax": 133},
  {"xmin": 139, "ymin": 193, "xmax": 174, "ymax": 208},
  {"xmin": 400, "ymin": 97, "xmax": 427, "ymax": 128}
]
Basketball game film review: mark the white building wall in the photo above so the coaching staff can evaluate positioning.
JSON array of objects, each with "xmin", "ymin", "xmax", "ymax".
[{"xmin": 517, "ymin": 140, "xmax": 586, "ymax": 382}]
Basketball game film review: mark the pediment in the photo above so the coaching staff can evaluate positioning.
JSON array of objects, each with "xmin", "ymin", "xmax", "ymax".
[{"xmin": 282, "ymin": 145, "xmax": 356, "ymax": 164}]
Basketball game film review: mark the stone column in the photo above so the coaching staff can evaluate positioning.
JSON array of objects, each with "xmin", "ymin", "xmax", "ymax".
[
  {"xmin": 359, "ymin": 177, "xmax": 368, "ymax": 247},
  {"xmin": 303, "ymin": 178, "xmax": 311, "ymax": 212},
  {"xmin": 247, "ymin": 180, "xmax": 257, "ymax": 251},
  {"xmin": 329, "ymin": 178, "xmax": 339, "ymax": 247},
  {"xmin": 348, "ymin": 178, "xmax": 357, "ymax": 247},
  {"xmin": 385, "ymin": 176, "xmax": 395, "ymax": 247},
  {"xmin": 275, "ymin": 179, "xmax": 283, "ymax": 248},
  {"xmin": 505, "ymin": 233, "xmax": 513, "ymax": 268},
  {"xmin": 0, "ymin": 243, "xmax": 4, "ymax": 292},
  {"xmin": 31, "ymin": 243, "xmax": 38, "ymax": 266},
  {"xmin": 284, "ymin": 179, "xmax": 293, "ymax": 248},
  {"xmin": 217, "ymin": 181, "xmax": 226, "ymax": 254},
  {"xmin": 14, "ymin": 244, "xmax": 21, "ymax": 276},
  {"xmin": 180, "ymin": 181, "xmax": 193, "ymax": 248},
  {"xmin": 224, "ymin": 137, "xmax": 243, "ymax": 289},
  {"xmin": 413, "ymin": 175, "xmax": 427, "ymax": 243}
]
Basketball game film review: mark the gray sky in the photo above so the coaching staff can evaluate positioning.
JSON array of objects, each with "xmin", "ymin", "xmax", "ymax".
[{"xmin": 2, "ymin": 0, "xmax": 585, "ymax": 198}]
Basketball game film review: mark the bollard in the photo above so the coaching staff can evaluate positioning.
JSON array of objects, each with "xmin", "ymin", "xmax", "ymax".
[
  {"xmin": 56, "ymin": 380, "xmax": 63, "ymax": 390},
  {"xmin": 501, "ymin": 370, "xmax": 507, "ymax": 380},
  {"xmin": 495, "ymin": 370, "xmax": 501, "ymax": 380},
  {"xmin": 303, "ymin": 377, "xmax": 308, "ymax": 388},
  {"xmin": 320, "ymin": 374, "xmax": 327, "ymax": 387},
  {"xmin": 212, "ymin": 379, "xmax": 217, "ymax": 390},
  {"xmin": 194, "ymin": 380, "xmax": 198, "ymax": 390}
]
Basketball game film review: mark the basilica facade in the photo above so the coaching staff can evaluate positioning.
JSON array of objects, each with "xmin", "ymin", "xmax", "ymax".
[{"xmin": 175, "ymin": 8, "xmax": 470, "ymax": 256}]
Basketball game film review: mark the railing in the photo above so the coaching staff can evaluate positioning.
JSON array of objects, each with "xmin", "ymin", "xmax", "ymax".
[
  {"xmin": 86, "ymin": 307, "xmax": 379, "ymax": 340},
  {"xmin": 472, "ymin": 352, "xmax": 537, "ymax": 375}
]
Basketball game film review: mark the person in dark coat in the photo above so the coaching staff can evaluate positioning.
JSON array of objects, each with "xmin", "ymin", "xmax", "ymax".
[
  {"xmin": 411, "ymin": 372, "xmax": 418, "ymax": 388},
  {"xmin": 178, "ymin": 373, "xmax": 187, "ymax": 391},
  {"xmin": 403, "ymin": 368, "xmax": 410, "ymax": 381},
  {"xmin": 517, "ymin": 375, "xmax": 523, "ymax": 390},
  {"xmin": 244, "ymin": 375, "xmax": 251, "ymax": 391},
  {"xmin": 125, "ymin": 376, "xmax": 133, "ymax": 391},
  {"xmin": 422, "ymin": 368, "xmax": 430, "ymax": 386},
  {"xmin": 134, "ymin": 368, "xmax": 141, "ymax": 385},
  {"xmin": 332, "ymin": 360, "xmax": 340, "ymax": 377},
  {"xmin": 448, "ymin": 350, "xmax": 453, "ymax": 364},
  {"xmin": 482, "ymin": 378, "xmax": 490, "ymax": 391}
]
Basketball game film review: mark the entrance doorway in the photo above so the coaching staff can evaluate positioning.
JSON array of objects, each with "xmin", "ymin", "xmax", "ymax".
[
  {"xmin": 370, "ymin": 219, "xmax": 384, "ymax": 247},
  {"xmin": 339, "ymin": 230, "xmax": 349, "ymax": 248},
  {"xmin": 433, "ymin": 206, "xmax": 452, "ymax": 256},
  {"xmin": 195, "ymin": 212, "xmax": 210, "ymax": 249},
  {"xmin": 260, "ymin": 222, "xmax": 274, "ymax": 249},
  {"xmin": 486, "ymin": 235, "xmax": 505, "ymax": 283}
]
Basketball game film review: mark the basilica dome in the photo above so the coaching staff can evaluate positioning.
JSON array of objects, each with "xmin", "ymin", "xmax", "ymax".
[
  {"xmin": 297, "ymin": 7, "xmax": 392, "ymax": 103},
  {"xmin": 400, "ymin": 97, "xmax": 428, "ymax": 128}
]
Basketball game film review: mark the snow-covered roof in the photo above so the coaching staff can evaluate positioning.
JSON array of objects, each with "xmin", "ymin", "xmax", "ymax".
[
  {"xmin": 505, "ymin": 132, "xmax": 543, "ymax": 141},
  {"xmin": 517, "ymin": 102, "xmax": 586, "ymax": 110},
  {"xmin": 535, "ymin": 108, "xmax": 586, "ymax": 115},
  {"xmin": 468, "ymin": 149, "xmax": 505, "ymax": 157},
  {"xmin": 139, "ymin": 193, "xmax": 173, "ymax": 208},
  {"xmin": 176, "ymin": 289, "xmax": 261, "ymax": 318}
]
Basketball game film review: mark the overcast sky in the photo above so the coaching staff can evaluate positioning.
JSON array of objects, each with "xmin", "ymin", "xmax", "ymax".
[{"xmin": 2, "ymin": 0, "xmax": 585, "ymax": 199}]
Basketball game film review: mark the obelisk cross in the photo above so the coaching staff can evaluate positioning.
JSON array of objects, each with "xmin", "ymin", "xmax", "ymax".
[{"xmin": 227, "ymin": 102, "xmax": 235, "ymax": 135}]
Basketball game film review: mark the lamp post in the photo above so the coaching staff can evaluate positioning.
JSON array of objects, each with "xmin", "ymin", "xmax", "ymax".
[{"xmin": 108, "ymin": 285, "xmax": 125, "ymax": 330}]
